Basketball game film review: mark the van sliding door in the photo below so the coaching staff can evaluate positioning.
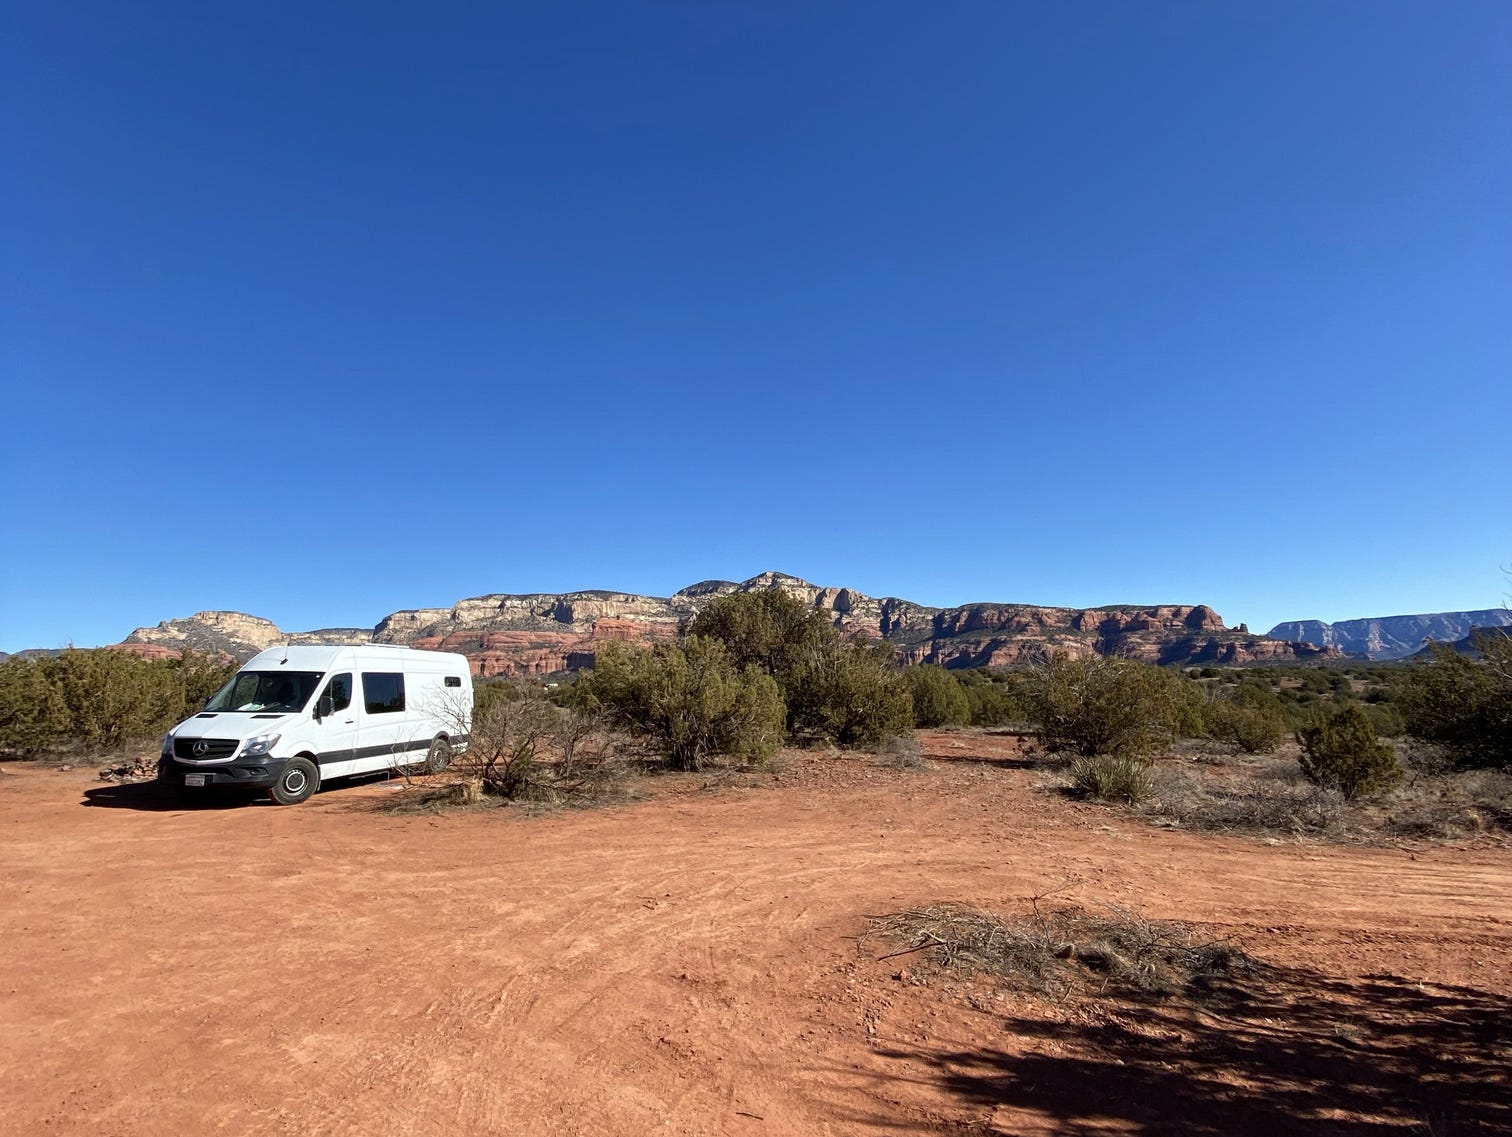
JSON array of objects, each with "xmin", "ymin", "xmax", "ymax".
[{"xmin": 354, "ymin": 671, "xmax": 407, "ymax": 775}]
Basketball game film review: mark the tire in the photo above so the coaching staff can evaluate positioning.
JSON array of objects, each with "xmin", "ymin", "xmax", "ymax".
[
  {"xmin": 268, "ymin": 757, "xmax": 319, "ymax": 805},
  {"xmin": 424, "ymin": 736, "xmax": 452, "ymax": 775}
]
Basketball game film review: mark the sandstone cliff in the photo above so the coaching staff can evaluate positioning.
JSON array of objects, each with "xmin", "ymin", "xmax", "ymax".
[{"xmin": 120, "ymin": 571, "xmax": 1337, "ymax": 675}]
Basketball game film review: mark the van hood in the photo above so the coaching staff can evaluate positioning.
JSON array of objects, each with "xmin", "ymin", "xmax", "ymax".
[{"xmin": 171, "ymin": 711, "xmax": 297, "ymax": 738}]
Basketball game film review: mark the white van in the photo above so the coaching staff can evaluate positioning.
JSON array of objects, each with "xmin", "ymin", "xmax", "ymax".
[{"xmin": 157, "ymin": 644, "xmax": 473, "ymax": 805}]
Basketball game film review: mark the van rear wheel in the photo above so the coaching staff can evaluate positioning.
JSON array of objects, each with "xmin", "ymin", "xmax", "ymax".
[
  {"xmin": 424, "ymin": 736, "xmax": 452, "ymax": 774},
  {"xmin": 269, "ymin": 757, "xmax": 319, "ymax": 805}
]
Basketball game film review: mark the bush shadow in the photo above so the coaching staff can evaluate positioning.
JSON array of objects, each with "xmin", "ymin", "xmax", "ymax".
[{"xmin": 844, "ymin": 966, "xmax": 1512, "ymax": 1135}]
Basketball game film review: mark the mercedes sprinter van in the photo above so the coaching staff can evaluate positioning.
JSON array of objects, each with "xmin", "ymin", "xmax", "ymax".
[{"xmin": 157, "ymin": 644, "xmax": 473, "ymax": 805}]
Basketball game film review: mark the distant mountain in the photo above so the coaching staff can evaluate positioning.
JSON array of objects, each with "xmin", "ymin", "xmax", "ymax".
[
  {"xmin": 117, "ymin": 571, "xmax": 1338, "ymax": 675},
  {"xmin": 1268, "ymin": 609, "xmax": 1512, "ymax": 661},
  {"xmin": 1413, "ymin": 624, "xmax": 1512, "ymax": 658}
]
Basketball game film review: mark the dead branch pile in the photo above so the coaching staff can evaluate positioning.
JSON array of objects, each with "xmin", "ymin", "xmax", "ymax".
[{"xmin": 865, "ymin": 902, "xmax": 1262, "ymax": 1000}]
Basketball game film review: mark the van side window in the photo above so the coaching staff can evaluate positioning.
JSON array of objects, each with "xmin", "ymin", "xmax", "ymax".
[
  {"xmin": 323, "ymin": 673, "xmax": 352, "ymax": 712},
  {"xmin": 362, "ymin": 672, "xmax": 405, "ymax": 714},
  {"xmin": 444, "ymin": 676, "xmax": 462, "ymax": 688}
]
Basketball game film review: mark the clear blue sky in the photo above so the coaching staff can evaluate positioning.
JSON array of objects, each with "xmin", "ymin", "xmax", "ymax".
[{"xmin": 3, "ymin": 1, "xmax": 1509, "ymax": 651}]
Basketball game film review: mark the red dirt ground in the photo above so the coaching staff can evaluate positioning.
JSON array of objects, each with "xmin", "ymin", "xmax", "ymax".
[{"xmin": 3, "ymin": 732, "xmax": 1509, "ymax": 1135}]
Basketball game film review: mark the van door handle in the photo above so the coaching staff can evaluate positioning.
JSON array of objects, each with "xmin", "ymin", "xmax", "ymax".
[{"xmin": 344, "ymin": 718, "xmax": 354, "ymax": 724}]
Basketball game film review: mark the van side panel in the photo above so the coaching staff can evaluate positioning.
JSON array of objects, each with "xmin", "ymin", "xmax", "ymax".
[{"xmin": 342, "ymin": 649, "xmax": 472, "ymax": 778}]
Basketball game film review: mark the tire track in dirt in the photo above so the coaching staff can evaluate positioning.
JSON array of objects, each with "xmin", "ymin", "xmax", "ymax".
[{"xmin": 3, "ymin": 753, "xmax": 1509, "ymax": 1135}]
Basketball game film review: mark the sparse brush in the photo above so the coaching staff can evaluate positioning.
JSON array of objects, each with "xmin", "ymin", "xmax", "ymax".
[
  {"xmin": 873, "ymin": 734, "xmax": 929, "ymax": 770},
  {"xmin": 1148, "ymin": 766, "xmax": 1351, "ymax": 837},
  {"xmin": 866, "ymin": 902, "xmax": 1261, "ymax": 1001},
  {"xmin": 1071, "ymin": 754, "xmax": 1156, "ymax": 804},
  {"xmin": 1382, "ymin": 768, "xmax": 1512, "ymax": 839}
]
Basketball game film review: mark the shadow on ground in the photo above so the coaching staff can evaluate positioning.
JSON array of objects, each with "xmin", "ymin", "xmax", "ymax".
[
  {"xmin": 840, "ymin": 966, "xmax": 1512, "ymax": 1135},
  {"xmin": 81, "ymin": 781, "xmax": 265, "ymax": 810}
]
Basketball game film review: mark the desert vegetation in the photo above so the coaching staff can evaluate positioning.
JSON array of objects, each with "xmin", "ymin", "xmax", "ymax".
[
  {"xmin": 4, "ymin": 612, "xmax": 1508, "ymax": 846},
  {"xmin": 867, "ymin": 901, "xmax": 1261, "ymax": 1001},
  {"xmin": 1006, "ymin": 640, "xmax": 1510, "ymax": 844},
  {"xmin": 0, "ymin": 648, "xmax": 236, "ymax": 758}
]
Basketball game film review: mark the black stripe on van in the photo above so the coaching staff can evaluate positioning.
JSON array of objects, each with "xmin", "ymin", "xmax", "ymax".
[{"xmin": 315, "ymin": 739, "xmax": 434, "ymax": 765}]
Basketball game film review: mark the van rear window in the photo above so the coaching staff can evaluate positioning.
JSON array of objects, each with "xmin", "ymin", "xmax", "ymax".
[
  {"xmin": 445, "ymin": 676, "xmax": 462, "ymax": 687},
  {"xmin": 362, "ymin": 672, "xmax": 405, "ymax": 714}
]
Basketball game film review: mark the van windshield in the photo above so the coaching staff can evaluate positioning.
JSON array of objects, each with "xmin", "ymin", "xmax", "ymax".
[{"xmin": 204, "ymin": 671, "xmax": 323, "ymax": 713}]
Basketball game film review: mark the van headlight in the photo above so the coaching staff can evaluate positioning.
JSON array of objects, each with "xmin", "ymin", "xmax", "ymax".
[
  {"xmin": 241, "ymin": 733, "xmax": 281, "ymax": 757},
  {"xmin": 160, "ymin": 734, "xmax": 174, "ymax": 759}
]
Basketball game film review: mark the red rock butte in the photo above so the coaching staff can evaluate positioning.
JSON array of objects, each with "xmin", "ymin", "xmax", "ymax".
[{"xmin": 120, "ymin": 571, "xmax": 1341, "ymax": 676}]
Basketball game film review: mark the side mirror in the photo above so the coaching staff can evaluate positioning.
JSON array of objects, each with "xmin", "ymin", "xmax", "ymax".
[{"xmin": 316, "ymin": 695, "xmax": 334, "ymax": 720}]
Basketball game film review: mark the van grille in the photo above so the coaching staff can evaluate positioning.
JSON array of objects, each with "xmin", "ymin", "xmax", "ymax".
[{"xmin": 174, "ymin": 738, "xmax": 239, "ymax": 761}]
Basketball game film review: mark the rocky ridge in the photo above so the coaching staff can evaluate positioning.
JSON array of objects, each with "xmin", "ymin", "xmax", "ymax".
[
  {"xmin": 120, "ymin": 571, "xmax": 1338, "ymax": 676},
  {"xmin": 1268, "ymin": 609, "xmax": 1512, "ymax": 661}
]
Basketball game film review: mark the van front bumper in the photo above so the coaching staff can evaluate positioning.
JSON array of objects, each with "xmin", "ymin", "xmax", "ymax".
[{"xmin": 158, "ymin": 755, "xmax": 288, "ymax": 788}]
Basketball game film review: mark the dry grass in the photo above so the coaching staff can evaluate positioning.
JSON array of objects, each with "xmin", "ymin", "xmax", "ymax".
[
  {"xmin": 865, "ymin": 902, "xmax": 1262, "ymax": 1002},
  {"xmin": 1139, "ymin": 744, "xmax": 1512, "ymax": 846},
  {"xmin": 1147, "ymin": 765, "xmax": 1353, "ymax": 838},
  {"xmin": 1377, "ymin": 769, "xmax": 1512, "ymax": 840},
  {"xmin": 374, "ymin": 758, "xmax": 645, "ymax": 816},
  {"xmin": 872, "ymin": 734, "xmax": 930, "ymax": 771}
]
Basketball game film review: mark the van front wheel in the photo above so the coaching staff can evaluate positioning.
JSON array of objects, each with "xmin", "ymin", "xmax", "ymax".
[
  {"xmin": 269, "ymin": 758, "xmax": 319, "ymax": 805},
  {"xmin": 425, "ymin": 736, "xmax": 452, "ymax": 774}
]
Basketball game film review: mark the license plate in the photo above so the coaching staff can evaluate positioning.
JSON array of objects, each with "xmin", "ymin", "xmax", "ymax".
[{"xmin": 185, "ymin": 774, "xmax": 207, "ymax": 787}]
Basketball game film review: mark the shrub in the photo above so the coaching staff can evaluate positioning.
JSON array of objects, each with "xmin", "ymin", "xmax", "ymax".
[
  {"xmin": 453, "ymin": 687, "xmax": 560, "ymax": 796},
  {"xmin": 963, "ymin": 680, "xmax": 1018, "ymax": 726},
  {"xmin": 1207, "ymin": 680, "xmax": 1288, "ymax": 754},
  {"xmin": 1169, "ymin": 676, "xmax": 1209, "ymax": 739},
  {"xmin": 51, "ymin": 650, "xmax": 191, "ymax": 751},
  {"xmin": 170, "ymin": 650, "xmax": 239, "ymax": 716},
  {"xmin": 1398, "ymin": 632, "xmax": 1512, "ymax": 770},
  {"xmin": 579, "ymin": 637, "xmax": 784, "ymax": 770},
  {"xmin": 1297, "ymin": 703, "xmax": 1403, "ymax": 800},
  {"xmin": 0, "ymin": 657, "xmax": 69, "ymax": 752},
  {"xmin": 1024, "ymin": 653, "xmax": 1179, "ymax": 759},
  {"xmin": 1070, "ymin": 754, "xmax": 1156, "ymax": 804},
  {"xmin": 873, "ymin": 733, "xmax": 928, "ymax": 770},
  {"xmin": 0, "ymin": 648, "xmax": 238, "ymax": 756},
  {"xmin": 783, "ymin": 641, "xmax": 913, "ymax": 748},
  {"xmin": 684, "ymin": 589, "xmax": 836, "ymax": 682},
  {"xmin": 1364, "ymin": 701, "xmax": 1406, "ymax": 739},
  {"xmin": 904, "ymin": 665, "xmax": 970, "ymax": 728}
]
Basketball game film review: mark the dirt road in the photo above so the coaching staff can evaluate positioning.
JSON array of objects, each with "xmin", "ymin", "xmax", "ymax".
[{"xmin": 4, "ymin": 736, "xmax": 1509, "ymax": 1135}]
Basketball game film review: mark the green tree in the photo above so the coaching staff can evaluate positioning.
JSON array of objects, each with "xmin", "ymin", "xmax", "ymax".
[
  {"xmin": 1024, "ymin": 653, "xmax": 1180, "ymax": 760},
  {"xmin": 904, "ymin": 665, "xmax": 970, "ymax": 728},
  {"xmin": 168, "ymin": 650, "xmax": 238, "ymax": 719},
  {"xmin": 684, "ymin": 589, "xmax": 837, "ymax": 683},
  {"xmin": 1398, "ymin": 631, "xmax": 1512, "ymax": 769},
  {"xmin": 47, "ymin": 649, "xmax": 185, "ymax": 751},
  {"xmin": 784, "ymin": 641, "xmax": 913, "ymax": 748},
  {"xmin": 580, "ymin": 637, "xmax": 784, "ymax": 770},
  {"xmin": 0, "ymin": 658, "xmax": 68, "ymax": 753},
  {"xmin": 1296, "ymin": 703, "xmax": 1402, "ymax": 799},
  {"xmin": 1207, "ymin": 679, "xmax": 1288, "ymax": 754}
]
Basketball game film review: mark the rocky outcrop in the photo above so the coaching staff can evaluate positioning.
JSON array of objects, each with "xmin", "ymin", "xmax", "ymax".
[
  {"xmin": 124, "ymin": 611, "xmax": 370, "ymax": 658},
  {"xmin": 115, "ymin": 572, "xmax": 1337, "ymax": 675},
  {"xmin": 1268, "ymin": 609, "xmax": 1512, "ymax": 661}
]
